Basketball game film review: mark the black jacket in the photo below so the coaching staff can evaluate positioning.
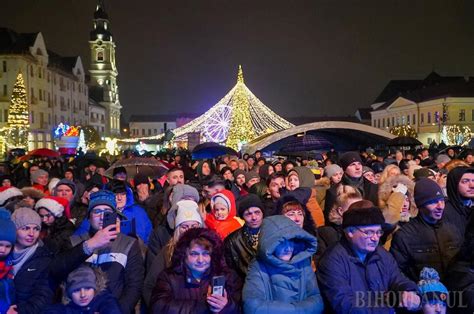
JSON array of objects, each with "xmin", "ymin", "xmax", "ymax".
[
  {"xmin": 390, "ymin": 215, "xmax": 462, "ymax": 281},
  {"xmin": 15, "ymin": 244, "xmax": 54, "ymax": 314},
  {"xmin": 223, "ymin": 226, "xmax": 257, "ymax": 279},
  {"xmin": 42, "ymin": 216, "xmax": 76, "ymax": 254}
]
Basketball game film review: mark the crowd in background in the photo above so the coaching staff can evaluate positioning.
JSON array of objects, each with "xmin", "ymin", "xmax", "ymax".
[{"xmin": 0, "ymin": 145, "xmax": 472, "ymax": 313}]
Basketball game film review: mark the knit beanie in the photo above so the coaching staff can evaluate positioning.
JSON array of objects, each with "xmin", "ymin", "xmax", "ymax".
[
  {"xmin": 35, "ymin": 196, "xmax": 69, "ymax": 218},
  {"xmin": 233, "ymin": 169, "xmax": 246, "ymax": 180},
  {"xmin": 174, "ymin": 200, "xmax": 203, "ymax": 228},
  {"xmin": 30, "ymin": 169, "xmax": 48, "ymax": 184},
  {"xmin": 66, "ymin": 266, "xmax": 97, "ymax": 297},
  {"xmin": 0, "ymin": 186, "xmax": 23, "ymax": 206},
  {"xmin": 88, "ymin": 190, "xmax": 116, "ymax": 212},
  {"xmin": 237, "ymin": 194, "xmax": 264, "ymax": 218},
  {"xmin": 12, "ymin": 207, "xmax": 42, "ymax": 230},
  {"xmin": 133, "ymin": 173, "xmax": 150, "ymax": 187},
  {"xmin": 417, "ymin": 267, "xmax": 448, "ymax": 305},
  {"xmin": 414, "ymin": 178, "xmax": 444, "ymax": 208},
  {"xmin": 342, "ymin": 206, "xmax": 385, "ymax": 229},
  {"xmin": 245, "ymin": 171, "xmax": 260, "ymax": 184},
  {"xmin": 338, "ymin": 151, "xmax": 362, "ymax": 171},
  {"xmin": 0, "ymin": 208, "xmax": 16, "ymax": 244},
  {"xmin": 54, "ymin": 179, "xmax": 76, "ymax": 194},
  {"xmin": 414, "ymin": 168, "xmax": 436, "ymax": 181},
  {"xmin": 324, "ymin": 164, "xmax": 343, "ymax": 178}
]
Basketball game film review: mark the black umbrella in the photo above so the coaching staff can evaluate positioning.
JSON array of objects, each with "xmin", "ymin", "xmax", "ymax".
[
  {"xmin": 280, "ymin": 134, "xmax": 333, "ymax": 153},
  {"xmin": 388, "ymin": 136, "xmax": 423, "ymax": 147},
  {"xmin": 71, "ymin": 153, "xmax": 110, "ymax": 169},
  {"xmin": 191, "ymin": 143, "xmax": 238, "ymax": 160}
]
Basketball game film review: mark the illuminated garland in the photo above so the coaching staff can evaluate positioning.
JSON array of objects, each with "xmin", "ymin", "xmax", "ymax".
[
  {"xmin": 6, "ymin": 73, "xmax": 29, "ymax": 149},
  {"xmin": 389, "ymin": 125, "xmax": 417, "ymax": 138},
  {"xmin": 440, "ymin": 125, "xmax": 471, "ymax": 146}
]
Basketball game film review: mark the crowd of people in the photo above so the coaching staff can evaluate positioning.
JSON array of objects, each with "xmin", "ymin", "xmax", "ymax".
[{"xmin": 0, "ymin": 146, "xmax": 472, "ymax": 313}]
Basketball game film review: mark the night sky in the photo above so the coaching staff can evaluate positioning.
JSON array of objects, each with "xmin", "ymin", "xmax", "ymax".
[{"xmin": 3, "ymin": 0, "xmax": 474, "ymax": 121}]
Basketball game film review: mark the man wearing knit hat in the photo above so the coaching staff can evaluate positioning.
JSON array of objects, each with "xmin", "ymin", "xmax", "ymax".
[
  {"xmin": 50, "ymin": 190, "xmax": 145, "ymax": 314},
  {"xmin": 318, "ymin": 205, "xmax": 420, "ymax": 313},
  {"xmin": 245, "ymin": 171, "xmax": 260, "ymax": 189},
  {"xmin": 390, "ymin": 178, "xmax": 462, "ymax": 282},
  {"xmin": 224, "ymin": 194, "xmax": 264, "ymax": 279},
  {"xmin": 324, "ymin": 151, "xmax": 379, "ymax": 221}
]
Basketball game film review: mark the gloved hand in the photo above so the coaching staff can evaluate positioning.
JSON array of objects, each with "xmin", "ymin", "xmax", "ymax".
[{"xmin": 392, "ymin": 183, "xmax": 408, "ymax": 195}]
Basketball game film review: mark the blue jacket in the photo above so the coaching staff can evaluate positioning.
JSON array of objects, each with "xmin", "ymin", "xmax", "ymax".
[
  {"xmin": 43, "ymin": 291, "xmax": 122, "ymax": 314},
  {"xmin": 74, "ymin": 187, "xmax": 152, "ymax": 245},
  {"xmin": 317, "ymin": 239, "xmax": 418, "ymax": 314},
  {"xmin": 243, "ymin": 215, "xmax": 323, "ymax": 314}
]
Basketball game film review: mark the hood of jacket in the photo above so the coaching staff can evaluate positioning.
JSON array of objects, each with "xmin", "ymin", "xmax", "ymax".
[
  {"xmin": 378, "ymin": 174, "xmax": 417, "ymax": 223},
  {"xmin": 293, "ymin": 166, "xmax": 315, "ymax": 188},
  {"xmin": 447, "ymin": 167, "xmax": 474, "ymax": 210},
  {"xmin": 257, "ymin": 215, "xmax": 317, "ymax": 270}
]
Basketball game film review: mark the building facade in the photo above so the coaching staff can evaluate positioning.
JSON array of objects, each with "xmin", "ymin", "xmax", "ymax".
[
  {"xmin": 88, "ymin": 3, "xmax": 122, "ymax": 137},
  {"xmin": 88, "ymin": 98, "xmax": 106, "ymax": 134},
  {"xmin": 369, "ymin": 72, "xmax": 474, "ymax": 144},
  {"xmin": 129, "ymin": 114, "xmax": 177, "ymax": 137},
  {"xmin": 0, "ymin": 29, "xmax": 89, "ymax": 149}
]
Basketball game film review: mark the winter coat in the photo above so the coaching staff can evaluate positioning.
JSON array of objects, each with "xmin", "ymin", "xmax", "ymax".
[
  {"xmin": 445, "ymin": 259, "xmax": 474, "ymax": 313},
  {"xmin": 42, "ymin": 291, "xmax": 122, "ymax": 314},
  {"xmin": 0, "ymin": 259, "xmax": 14, "ymax": 314},
  {"xmin": 243, "ymin": 216, "xmax": 323, "ymax": 314},
  {"xmin": 74, "ymin": 187, "xmax": 152, "ymax": 245},
  {"xmin": 293, "ymin": 167, "xmax": 325, "ymax": 227},
  {"xmin": 143, "ymin": 244, "xmax": 172, "ymax": 307},
  {"xmin": 205, "ymin": 190, "xmax": 243, "ymax": 240},
  {"xmin": 224, "ymin": 226, "xmax": 258, "ymax": 279},
  {"xmin": 317, "ymin": 238, "xmax": 418, "ymax": 314},
  {"xmin": 390, "ymin": 214, "xmax": 462, "ymax": 282},
  {"xmin": 41, "ymin": 216, "xmax": 76, "ymax": 254},
  {"xmin": 324, "ymin": 174, "xmax": 378, "ymax": 219},
  {"xmin": 50, "ymin": 232, "xmax": 144, "ymax": 314},
  {"xmin": 316, "ymin": 223, "xmax": 342, "ymax": 261},
  {"xmin": 443, "ymin": 167, "xmax": 474, "ymax": 238},
  {"xmin": 145, "ymin": 224, "xmax": 172, "ymax": 272},
  {"xmin": 14, "ymin": 245, "xmax": 54, "ymax": 314},
  {"xmin": 150, "ymin": 268, "xmax": 241, "ymax": 314}
]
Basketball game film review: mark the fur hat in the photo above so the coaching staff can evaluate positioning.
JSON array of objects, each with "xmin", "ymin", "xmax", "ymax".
[
  {"xmin": 342, "ymin": 206, "xmax": 385, "ymax": 229},
  {"xmin": 0, "ymin": 186, "xmax": 23, "ymax": 206},
  {"xmin": 0, "ymin": 208, "xmax": 16, "ymax": 244},
  {"xmin": 12, "ymin": 207, "xmax": 41, "ymax": 230},
  {"xmin": 20, "ymin": 187, "xmax": 44, "ymax": 200},
  {"xmin": 35, "ymin": 196, "xmax": 69, "ymax": 218},
  {"xmin": 339, "ymin": 151, "xmax": 362, "ymax": 171},
  {"xmin": 237, "ymin": 193, "xmax": 264, "ymax": 218},
  {"xmin": 378, "ymin": 175, "xmax": 418, "ymax": 224}
]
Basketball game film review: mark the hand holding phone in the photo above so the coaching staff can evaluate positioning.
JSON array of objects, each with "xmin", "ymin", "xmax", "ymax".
[{"xmin": 207, "ymin": 277, "xmax": 228, "ymax": 313}]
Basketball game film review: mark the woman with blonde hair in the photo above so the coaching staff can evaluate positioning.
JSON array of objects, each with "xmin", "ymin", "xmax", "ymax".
[{"xmin": 378, "ymin": 164, "xmax": 401, "ymax": 185}]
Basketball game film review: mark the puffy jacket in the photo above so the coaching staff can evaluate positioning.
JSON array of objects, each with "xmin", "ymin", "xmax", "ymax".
[
  {"xmin": 224, "ymin": 226, "xmax": 258, "ymax": 279},
  {"xmin": 444, "ymin": 167, "xmax": 474, "ymax": 238},
  {"xmin": 317, "ymin": 238, "xmax": 418, "ymax": 314},
  {"xmin": 150, "ymin": 267, "xmax": 241, "ymax": 314},
  {"xmin": 74, "ymin": 186, "xmax": 152, "ymax": 245},
  {"xmin": 390, "ymin": 214, "xmax": 462, "ymax": 282},
  {"xmin": 14, "ymin": 244, "xmax": 54, "ymax": 314},
  {"xmin": 243, "ymin": 215, "xmax": 323, "ymax": 314}
]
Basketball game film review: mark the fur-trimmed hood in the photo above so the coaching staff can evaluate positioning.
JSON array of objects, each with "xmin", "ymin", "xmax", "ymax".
[
  {"xmin": 378, "ymin": 174, "xmax": 417, "ymax": 224},
  {"xmin": 20, "ymin": 187, "xmax": 45, "ymax": 200}
]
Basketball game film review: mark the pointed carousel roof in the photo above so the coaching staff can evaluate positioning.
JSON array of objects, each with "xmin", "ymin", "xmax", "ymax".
[{"xmin": 173, "ymin": 66, "xmax": 294, "ymax": 149}]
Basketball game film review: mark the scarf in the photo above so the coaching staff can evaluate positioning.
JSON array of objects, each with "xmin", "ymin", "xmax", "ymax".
[
  {"xmin": 243, "ymin": 226, "xmax": 260, "ymax": 249},
  {"xmin": 11, "ymin": 242, "xmax": 40, "ymax": 276}
]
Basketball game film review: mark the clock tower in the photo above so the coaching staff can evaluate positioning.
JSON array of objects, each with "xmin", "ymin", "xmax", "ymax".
[{"xmin": 89, "ymin": 0, "xmax": 121, "ymax": 136}]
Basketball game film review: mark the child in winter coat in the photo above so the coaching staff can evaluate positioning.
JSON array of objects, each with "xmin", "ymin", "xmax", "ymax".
[
  {"xmin": 0, "ymin": 208, "xmax": 16, "ymax": 313},
  {"xmin": 43, "ymin": 266, "xmax": 122, "ymax": 314}
]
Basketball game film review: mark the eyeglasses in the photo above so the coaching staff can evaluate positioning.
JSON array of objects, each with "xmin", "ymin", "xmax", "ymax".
[
  {"xmin": 92, "ymin": 208, "xmax": 113, "ymax": 215},
  {"xmin": 355, "ymin": 227, "xmax": 384, "ymax": 238}
]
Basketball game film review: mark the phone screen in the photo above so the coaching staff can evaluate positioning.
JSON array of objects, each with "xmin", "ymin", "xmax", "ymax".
[{"xmin": 211, "ymin": 276, "xmax": 225, "ymax": 296}]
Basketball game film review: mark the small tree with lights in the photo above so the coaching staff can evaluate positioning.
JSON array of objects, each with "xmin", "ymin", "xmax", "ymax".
[
  {"xmin": 5, "ymin": 73, "xmax": 29, "ymax": 149},
  {"xmin": 441, "ymin": 125, "xmax": 471, "ymax": 146}
]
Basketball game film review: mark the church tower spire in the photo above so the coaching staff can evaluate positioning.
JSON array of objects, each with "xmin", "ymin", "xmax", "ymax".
[{"xmin": 89, "ymin": 0, "xmax": 121, "ymax": 136}]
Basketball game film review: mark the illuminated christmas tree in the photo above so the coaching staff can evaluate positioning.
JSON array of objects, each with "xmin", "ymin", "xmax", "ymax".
[
  {"xmin": 172, "ymin": 65, "xmax": 293, "ymax": 149},
  {"xmin": 226, "ymin": 66, "xmax": 256, "ymax": 149},
  {"xmin": 6, "ymin": 73, "xmax": 29, "ymax": 149}
]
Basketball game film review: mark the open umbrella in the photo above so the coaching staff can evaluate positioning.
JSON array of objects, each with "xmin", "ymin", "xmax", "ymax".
[
  {"xmin": 191, "ymin": 142, "xmax": 238, "ymax": 160},
  {"xmin": 19, "ymin": 148, "xmax": 60, "ymax": 161},
  {"xmin": 388, "ymin": 136, "xmax": 423, "ymax": 147},
  {"xmin": 104, "ymin": 157, "xmax": 169, "ymax": 179},
  {"xmin": 71, "ymin": 153, "xmax": 110, "ymax": 169},
  {"xmin": 280, "ymin": 134, "xmax": 333, "ymax": 153}
]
